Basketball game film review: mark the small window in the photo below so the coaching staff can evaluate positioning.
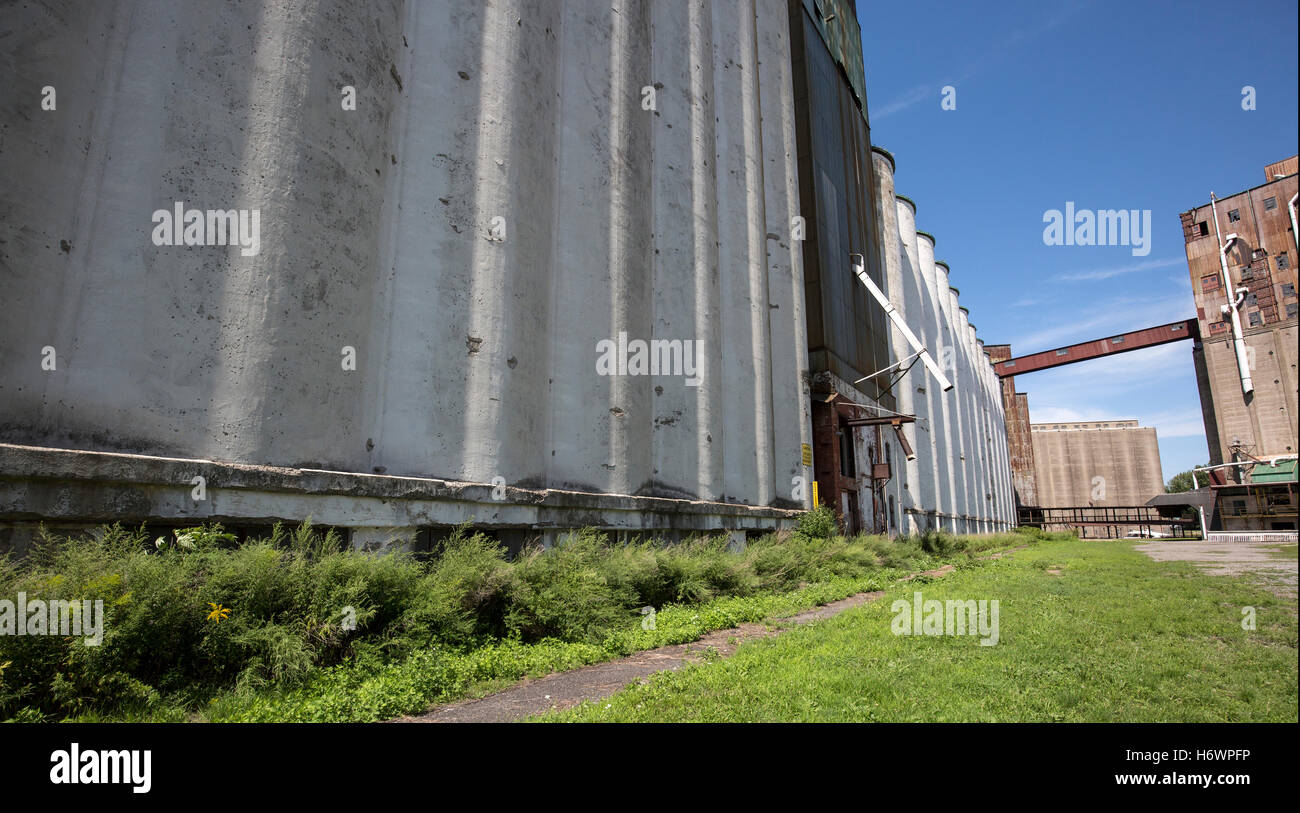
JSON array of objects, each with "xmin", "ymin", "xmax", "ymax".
[
  {"xmin": 888, "ymin": 496, "xmax": 896, "ymax": 530},
  {"xmin": 1228, "ymin": 209, "xmax": 1241, "ymax": 222},
  {"xmin": 1004, "ymin": 359, "xmax": 1015, "ymax": 367},
  {"xmin": 1198, "ymin": 222, "xmax": 1209, "ymax": 236},
  {"xmin": 1111, "ymin": 336, "xmax": 1124, "ymax": 344},
  {"xmin": 1288, "ymin": 303, "xmax": 1299, "ymax": 320},
  {"xmin": 1201, "ymin": 274, "xmax": 1220, "ymax": 292},
  {"xmin": 1283, "ymin": 283, "xmax": 1296, "ymax": 298},
  {"xmin": 1249, "ymin": 311, "xmax": 1262, "ymax": 326},
  {"xmin": 1264, "ymin": 196, "xmax": 1277, "ymax": 210},
  {"xmin": 1056, "ymin": 349, "xmax": 1068, "ymax": 356},
  {"xmin": 1245, "ymin": 292, "xmax": 1257, "ymax": 307},
  {"xmin": 1278, "ymin": 254, "xmax": 1291, "ymax": 270},
  {"xmin": 1172, "ymin": 323, "xmax": 1185, "ymax": 331}
]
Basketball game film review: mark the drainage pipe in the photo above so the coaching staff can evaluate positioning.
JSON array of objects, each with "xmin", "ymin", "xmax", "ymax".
[
  {"xmin": 1210, "ymin": 193, "xmax": 1253, "ymax": 395},
  {"xmin": 1290, "ymin": 193, "xmax": 1298, "ymax": 254}
]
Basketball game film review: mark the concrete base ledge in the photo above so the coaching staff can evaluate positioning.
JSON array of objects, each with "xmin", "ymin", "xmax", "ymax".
[{"xmin": 0, "ymin": 444, "xmax": 800, "ymax": 553}]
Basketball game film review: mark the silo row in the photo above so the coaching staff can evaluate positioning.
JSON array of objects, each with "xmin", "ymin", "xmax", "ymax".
[{"xmin": 871, "ymin": 147, "xmax": 1016, "ymax": 533}]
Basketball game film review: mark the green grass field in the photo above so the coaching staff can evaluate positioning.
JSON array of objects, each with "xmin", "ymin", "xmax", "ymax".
[{"xmin": 539, "ymin": 538, "xmax": 1299, "ymax": 722}]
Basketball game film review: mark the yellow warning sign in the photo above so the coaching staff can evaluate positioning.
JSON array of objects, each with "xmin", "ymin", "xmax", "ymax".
[
  {"xmin": 801, "ymin": 443, "xmax": 812, "ymax": 467},
  {"xmin": 812, "ymin": 480, "xmax": 819, "ymax": 508}
]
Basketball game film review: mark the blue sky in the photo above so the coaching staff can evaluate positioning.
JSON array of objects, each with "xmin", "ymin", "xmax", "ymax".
[{"xmin": 860, "ymin": 0, "xmax": 1299, "ymax": 483}]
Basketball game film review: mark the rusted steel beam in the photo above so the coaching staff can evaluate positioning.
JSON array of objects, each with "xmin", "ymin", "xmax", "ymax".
[{"xmin": 993, "ymin": 319, "xmax": 1199, "ymax": 378}]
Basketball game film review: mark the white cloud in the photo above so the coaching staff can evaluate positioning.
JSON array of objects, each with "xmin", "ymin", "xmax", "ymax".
[
  {"xmin": 872, "ymin": 85, "xmax": 931, "ymax": 120},
  {"xmin": 872, "ymin": 3, "xmax": 1083, "ymax": 120},
  {"xmin": 1143, "ymin": 409, "xmax": 1208, "ymax": 438},
  {"xmin": 1008, "ymin": 292, "xmax": 1193, "ymax": 352},
  {"xmin": 1055, "ymin": 257, "xmax": 1184, "ymax": 282}
]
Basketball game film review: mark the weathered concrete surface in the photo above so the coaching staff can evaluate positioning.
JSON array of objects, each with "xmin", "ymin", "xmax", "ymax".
[
  {"xmin": 882, "ymin": 188, "xmax": 1014, "ymax": 534},
  {"xmin": 1031, "ymin": 421, "xmax": 1165, "ymax": 508},
  {"xmin": 1135, "ymin": 539, "xmax": 1298, "ymax": 597},
  {"xmin": 0, "ymin": 443, "xmax": 798, "ymax": 553},
  {"xmin": 0, "ymin": 1, "xmax": 812, "ymax": 534}
]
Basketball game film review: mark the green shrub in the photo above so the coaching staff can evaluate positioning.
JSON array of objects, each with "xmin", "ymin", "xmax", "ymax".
[
  {"xmin": 0, "ymin": 518, "xmax": 1033, "ymax": 721},
  {"xmin": 795, "ymin": 505, "xmax": 838, "ymax": 539}
]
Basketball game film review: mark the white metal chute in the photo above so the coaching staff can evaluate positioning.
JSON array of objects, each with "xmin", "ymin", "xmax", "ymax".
[
  {"xmin": 850, "ymin": 253, "xmax": 953, "ymax": 392},
  {"xmin": 1210, "ymin": 192, "xmax": 1253, "ymax": 396}
]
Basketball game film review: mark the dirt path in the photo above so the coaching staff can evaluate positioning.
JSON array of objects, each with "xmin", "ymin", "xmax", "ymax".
[
  {"xmin": 1134, "ymin": 539, "xmax": 1298, "ymax": 597},
  {"xmin": 394, "ymin": 560, "xmax": 977, "ymax": 724},
  {"xmin": 394, "ymin": 591, "xmax": 884, "ymax": 723}
]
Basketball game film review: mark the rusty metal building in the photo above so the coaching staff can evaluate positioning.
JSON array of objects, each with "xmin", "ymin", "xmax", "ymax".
[{"xmin": 1180, "ymin": 157, "xmax": 1299, "ymax": 469}]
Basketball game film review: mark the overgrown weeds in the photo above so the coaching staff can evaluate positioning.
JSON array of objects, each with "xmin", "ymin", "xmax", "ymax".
[{"xmin": 0, "ymin": 515, "xmax": 1056, "ymax": 721}]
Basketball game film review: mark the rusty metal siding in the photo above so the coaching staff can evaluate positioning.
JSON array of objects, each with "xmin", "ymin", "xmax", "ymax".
[
  {"xmin": 1180, "ymin": 163, "xmax": 1299, "ymax": 465},
  {"xmin": 799, "ymin": 0, "xmax": 868, "ymax": 113},
  {"xmin": 789, "ymin": 1, "xmax": 893, "ymax": 411}
]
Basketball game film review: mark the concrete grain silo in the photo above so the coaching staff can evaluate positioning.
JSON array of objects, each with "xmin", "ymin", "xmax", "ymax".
[
  {"xmin": 965, "ymin": 319, "xmax": 985, "ymax": 528},
  {"xmin": 921, "ymin": 252, "xmax": 954, "ymax": 530},
  {"xmin": 915, "ymin": 233, "xmax": 957, "ymax": 529},
  {"xmin": 893, "ymin": 197, "xmax": 943, "ymax": 531},
  {"xmin": 955, "ymin": 299, "xmax": 976, "ymax": 529},
  {"xmin": 1, "ymin": 0, "xmax": 1021, "ymax": 547},
  {"xmin": 0, "ymin": 0, "xmax": 815, "ymax": 551},
  {"xmin": 870, "ymin": 148, "xmax": 920, "ymax": 535},
  {"xmin": 950, "ymin": 293, "xmax": 974, "ymax": 529}
]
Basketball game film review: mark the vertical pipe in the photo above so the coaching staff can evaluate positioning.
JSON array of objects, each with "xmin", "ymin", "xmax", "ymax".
[{"xmin": 1210, "ymin": 193, "xmax": 1254, "ymax": 395}]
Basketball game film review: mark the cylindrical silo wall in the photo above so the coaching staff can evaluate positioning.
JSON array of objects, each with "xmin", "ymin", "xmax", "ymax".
[
  {"xmin": 971, "ymin": 335, "xmax": 987, "ymax": 530},
  {"xmin": 955, "ymin": 303, "xmax": 976, "ymax": 530},
  {"xmin": 995, "ymin": 365, "xmax": 1016, "ymax": 526},
  {"xmin": 871, "ymin": 151, "xmax": 919, "ymax": 534},
  {"xmin": 894, "ymin": 200, "xmax": 941, "ymax": 531},
  {"xmin": 991, "ymin": 360, "xmax": 1014, "ymax": 527},
  {"xmin": 755, "ymin": 0, "xmax": 815, "ymax": 508},
  {"xmin": 923, "ymin": 249, "xmax": 956, "ymax": 531},
  {"xmin": 953, "ymin": 299, "xmax": 972, "ymax": 532},
  {"xmin": 952, "ymin": 299, "xmax": 972, "ymax": 530},
  {"xmin": 961, "ymin": 314, "xmax": 980, "ymax": 529},
  {"xmin": 988, "ymin": 362, "xmax": 1011, "ymax": 528},
  {"xmin": 0, "ymin": 0, "xmax": 809, "ymax": 540},
  {"xmin": 981, "ymin": 349, "xmax": 999, "ymax": 528},
  {"xmin": 1, "ymin": 0, "xmax": 403, "ymax": 470}
]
